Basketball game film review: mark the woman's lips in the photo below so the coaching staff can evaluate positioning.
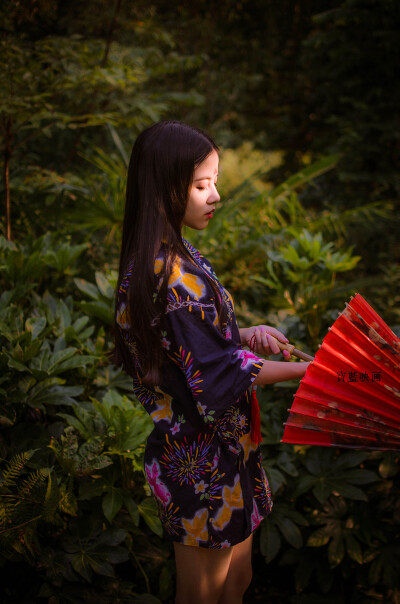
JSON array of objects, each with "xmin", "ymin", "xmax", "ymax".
[{"xmin": 205, "ymin": 210, "xmax": 215, "ymax": 218}]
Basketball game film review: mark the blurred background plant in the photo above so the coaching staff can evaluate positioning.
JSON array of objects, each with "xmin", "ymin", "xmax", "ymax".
[{"xmin": 1, "ymin": 0, "xmax": 399, "ymax": 602}]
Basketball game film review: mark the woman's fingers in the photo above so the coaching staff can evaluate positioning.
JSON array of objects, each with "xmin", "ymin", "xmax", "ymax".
[
  {"xmin": 266, "ymin": 334, "xmax": 281, "ymax": 355},
  {"xmin": 249, "ymin": 326, "xmax": 292, "ymax": 359},
  {"xmin": 264, "ymin": 326, "xmax": 289, "ymax": 344}
]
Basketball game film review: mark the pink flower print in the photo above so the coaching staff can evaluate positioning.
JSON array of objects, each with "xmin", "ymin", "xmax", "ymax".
[
  {"xmin": 224, "ymin": 326, "xmax": 232, "ymax": 340},
  {"xmin": 220, "ymin": 540, "xmax": 231, "ymax": 549},
  {"xmin": 161, "ymin": 331, "xmax": 171, "ymax": 350},
  {"xmin": 196, "ymin": 401, "xmax": 207, "ymax": 416},
  {"xmin": 194, "ymin": 480, "xmax": 209, "ymax": 494},
  {"xmin": 211, "ymin": 452, "xmax": 219, "ymax": 472},
  {"xmin": 251, "ymin": 500, "xmax": 263, "ymax": 531},
  {"xmin": 234, "ymin": 348, "xmax": 260, "ymax": 370},
  {"xmin": 171, "ymin": 422, "xmax": 181, "ymax": 435},
  {"xmin": 145, "ymin": 460, "xmax": 171, "ymax": 505}
]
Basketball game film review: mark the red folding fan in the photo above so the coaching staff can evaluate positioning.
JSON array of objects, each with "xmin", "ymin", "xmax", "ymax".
[{"xmin": 280, "ymin": 294, "xmax": 400, "ymax": 450}]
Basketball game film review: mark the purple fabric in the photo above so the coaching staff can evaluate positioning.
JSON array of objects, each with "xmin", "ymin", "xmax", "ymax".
[{"xmin": 116, "ymin": 239, "xmax": 273, "ymax": 548}]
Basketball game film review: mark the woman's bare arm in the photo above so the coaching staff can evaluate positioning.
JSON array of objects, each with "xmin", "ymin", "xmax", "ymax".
[{"xmin": 253, "ymin": 359, "xmax": 310, "ymax": 385}]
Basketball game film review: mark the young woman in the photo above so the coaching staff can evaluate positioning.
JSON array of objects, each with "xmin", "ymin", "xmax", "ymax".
[{"xmin": 114, "ymin": 121, "xmax": 310, "ymax": 604}]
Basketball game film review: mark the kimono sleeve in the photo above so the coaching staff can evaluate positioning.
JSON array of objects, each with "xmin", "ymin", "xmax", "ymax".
[{"xmin": 163, "ymin": 301, "xmax": 264, "ymax": 419}]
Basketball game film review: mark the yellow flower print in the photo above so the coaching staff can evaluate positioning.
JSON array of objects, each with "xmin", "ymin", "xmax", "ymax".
[
  {"xmin": 196, "ymin": 401, "xmax": 206, "ymax": 415},
  {"xmin": 169, "ymin": 257, "xmax": 205, "ymax": 299},
  {"xmin": 116, "ymin": 302, "xmax": 130, "ymax": 330},
  {"xmin": 150, "ymin": 388, "xmax": 174, "ymax": 424},
  {"xmin": 154, "ymin": 258, "xmax": 164, "ymax": 275},
  {"xmin": 211, "ymin": 505, "xmax": 232, "ymax": 531},
  {"xmin": 182, "ymin": 508, "xmax": 209, "ymax": 546},
  {"xmin": 239, "ymin": 432, "xmax": 258, "ymax": 465},
  {"xmin": 223, "ymin": 474, "xmax": 243, "ymax": 509},
  {"xmin": 211, "ymin": 474, "xmax": 243, "ymax": 531}
]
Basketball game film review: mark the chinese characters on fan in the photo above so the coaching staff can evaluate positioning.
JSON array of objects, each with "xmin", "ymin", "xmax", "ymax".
[{"xmin": 336, "ymin": 371, "xmax": 381, "ymax": 382}]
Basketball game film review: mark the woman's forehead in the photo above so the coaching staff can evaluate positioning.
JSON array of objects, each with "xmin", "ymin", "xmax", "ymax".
[{"xmin": 193, "ymin": 151, "xmax": 219, "ymax": 181}]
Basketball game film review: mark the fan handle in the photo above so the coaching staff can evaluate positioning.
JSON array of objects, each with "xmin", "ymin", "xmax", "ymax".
[{"xmin": 270, "ymin": 336, "xmax": 315, "ymax": 362}]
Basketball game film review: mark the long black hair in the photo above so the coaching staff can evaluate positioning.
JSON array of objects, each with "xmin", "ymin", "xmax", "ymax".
[{"xmin": 113, "ymin": 121, "xmax": 219, "ymax": 384}]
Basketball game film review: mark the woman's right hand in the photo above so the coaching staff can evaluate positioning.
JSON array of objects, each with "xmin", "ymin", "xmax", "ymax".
[{"xmin": 240, "ymin": 325, "xmax": 292, "ymax": 359}]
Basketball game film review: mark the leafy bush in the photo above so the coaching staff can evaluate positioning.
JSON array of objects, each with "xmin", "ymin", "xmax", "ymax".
[
  {"xmin": 1, "ymin": 155, "xmax": 399, "ymax": 603},
  {"xmin": 254, "ymin": 384, "xmax": 400, "ymax": 603},
  {"xmin": 0, "ymin": 236, "xmax": 169, "ymax": 603}
]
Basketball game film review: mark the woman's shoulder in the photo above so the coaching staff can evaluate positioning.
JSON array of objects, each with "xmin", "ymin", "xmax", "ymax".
[{"xmin": 156, "ymin": 243, "xmax": 213, "ymax": 303}]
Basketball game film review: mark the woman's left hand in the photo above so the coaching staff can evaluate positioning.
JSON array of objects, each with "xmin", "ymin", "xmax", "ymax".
[{"xmin": 240, "ymin": 325, "xmax": 291, "ymax": 359}]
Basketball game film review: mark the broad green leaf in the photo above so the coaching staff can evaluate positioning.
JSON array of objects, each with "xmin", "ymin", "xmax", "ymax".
[
  {"xmin": 87, "ymin": 557, "xmax": 114, "ymax": 577},
  {"xmin": 124, "ymin": 496, "xmax": 140, "ymax": 526},
  {"xmin": 277, "ymin": 516, "xmax": 303, "ymax": 549},
  {"xmin": 333, "ymin": 483, "xmax": 368, "ymax": 502},
  {"xmin": 97, "ymin": 529, "xmax": 127, "ymax": 547},
  {"xmin": 264, "ymin": 466, "xmax": 286, "ymax": 493},
  {"xmin": 6, "ymin": 355, "xmax": 31, "ymax": 373},
  {"xmin": 137, "ymin": 497, "xmax": 163, "ymax": 537},
  {"xmin": 95, "ymin": 272, "xmax": 114, "ymax": 299},
  {"xmin": 25, "ymin": 316, "xmax": 47, "ymax": 339},
  {"xmin": 260, "ymin": 519, "xmax": 281, "ymax": 563},
  {"xmin": 79, "ymin": 301, "xmax": 113, "ymax": 324},
  {"xmin": 328, "ymin": 536, "xmax": 345, "ymax": 568},
  {"xmin": 307, "ymin": 528, "xmax": 330, "ymax": 548},
  {"xmin": 107, "ymin": 545, "xmax": 130, "ymax": 564},
  {"xmin": 102, "ymin": 489, "xmax": 124, "ymax": 522},
  {"xmin": 74, "ymin": 278, "xmax": 99, "ymax": 300},
  {"xmin": 341, "ymin": 469, "xmax": 378, "ymax": 485},
  {"xmin": 69, "ymin": 553, "xmax": 92, "ymax": 581},
  {"xmin": 345, "ymin": 533, "xmax": 363, "ymax": 564}
]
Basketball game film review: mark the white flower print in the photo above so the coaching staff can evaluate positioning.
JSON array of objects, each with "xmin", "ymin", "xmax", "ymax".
[
  {"xmin": 194, "ymin": 480, "xmax": 209, "ymax": 494},
  {"xmin": 197, "ymin": 401, "xmax": 207, "ymax": 415},
  {"xmin": 171, "ymin": 422, "xmax": 181, "ymax": 435}
]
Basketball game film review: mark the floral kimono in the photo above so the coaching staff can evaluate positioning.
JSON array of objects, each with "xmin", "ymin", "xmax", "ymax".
[{"xmin": 116, "ymin": 238, "xmax": 273, "ymax": 549}]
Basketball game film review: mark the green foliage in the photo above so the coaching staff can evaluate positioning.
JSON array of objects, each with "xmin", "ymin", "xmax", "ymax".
[
  {"xmin": 186, "ymin": 155, "xmax": 381, "ymax": 351},
  {"xmin": 1, "ymin": 1, "xmax": 399, "ymax": 601},
  {"xmin": 0, "ymin": 237, "xmax": 168, "ymax": 602},
  {"xmin": 0, "ymin": 450, "xmax": 72, "ymax": 561},
  {"xmin": 74, "ymin": 269, "xmax": 117, "ymax": 325},
  {"xmin": 257, "ymin": 386, "xmax": 400, "ymax": 601}
]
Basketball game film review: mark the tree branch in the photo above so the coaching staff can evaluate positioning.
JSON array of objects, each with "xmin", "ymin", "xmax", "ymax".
[
  {"xmin": 101, "ymin": 0, "xmax": 123, "ymax": 68},
  {"xmin": 4, "ymin": 117, "xmax": 12, "ymax": 241}
]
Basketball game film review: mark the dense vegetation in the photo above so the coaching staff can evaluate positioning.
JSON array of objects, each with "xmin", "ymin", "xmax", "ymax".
[{"xmin": 1, "ymin": 0, "xmax": 399, "ymax": 602}]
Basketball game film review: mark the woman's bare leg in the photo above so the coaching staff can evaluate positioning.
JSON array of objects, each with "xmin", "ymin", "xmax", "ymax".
[
  {"xmin": 174, "ymin": 542, "xmax": 233, "ymax": 604},
  {"xmin": 218, "ymin": 534, "xmax": 253, "ymax": 604}
]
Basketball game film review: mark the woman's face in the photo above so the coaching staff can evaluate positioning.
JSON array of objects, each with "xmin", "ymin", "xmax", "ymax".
[{"xmin": 182, "ymin": 150, "xmax": 220, "ymax": 230}]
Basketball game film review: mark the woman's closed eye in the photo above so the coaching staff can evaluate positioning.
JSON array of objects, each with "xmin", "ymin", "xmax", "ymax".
[{"xmin": 197, "ymin": 183, "xmax": 217, "ymax": 190}]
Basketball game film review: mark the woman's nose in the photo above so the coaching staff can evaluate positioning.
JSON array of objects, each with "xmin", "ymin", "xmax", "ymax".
[{"xmin": 209, "ymin": 184, "xmax": 220, "ymax": 203}]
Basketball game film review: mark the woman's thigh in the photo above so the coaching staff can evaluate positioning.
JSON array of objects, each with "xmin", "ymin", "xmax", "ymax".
[
  {"xmin": 173, "ymin": 542, "xmax": 233, "ymax": 604},
  {"xmin": 218, "ymin": 534, "xmax": 253, "ymax": 604}
]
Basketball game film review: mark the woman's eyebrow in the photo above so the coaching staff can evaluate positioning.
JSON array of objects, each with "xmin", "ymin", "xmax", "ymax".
[{"xmin": 193, "ymin": 173, "xmax": 218, "ymax": 182}]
